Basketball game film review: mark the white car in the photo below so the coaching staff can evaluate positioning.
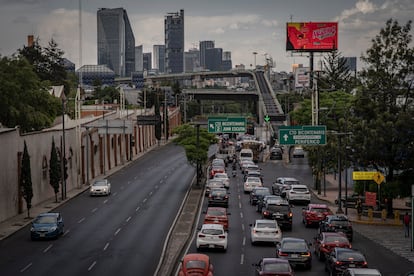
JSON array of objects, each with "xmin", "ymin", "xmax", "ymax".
[
  {"xmin": 196, "ymin": 224, "xmax": 228, "ymax": 251},
  {"xmin": 213, "ymin": 172, "xmax": 230, "ymax": 189},
  {"xmin": 243, "ymin": 176, "xmax": 263, "ymax": 193},
  {"xmin": 286, "ymin": 184, "xmax": 311, "ymax": 204},
  {"xmin": 89, "ymin": 179, "xmax": 111, "ymax": 196},
  {"xmin": 250, "ymin": 219, "xmax": 282, "ymax": 245}
]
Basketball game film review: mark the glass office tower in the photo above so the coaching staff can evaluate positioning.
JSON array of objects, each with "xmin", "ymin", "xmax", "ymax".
[
  {"xmin": 97, "ymin": 8, "xmax": 135, "ymax": 77},
  {"xmin": 164, "ymin": 9, "xmax": 184, "ymax": 74}
]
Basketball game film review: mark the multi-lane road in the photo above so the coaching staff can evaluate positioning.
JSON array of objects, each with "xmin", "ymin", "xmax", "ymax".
[{"xmin": 0, "ymin": 143, "xmax": 413, "ymax": 276}]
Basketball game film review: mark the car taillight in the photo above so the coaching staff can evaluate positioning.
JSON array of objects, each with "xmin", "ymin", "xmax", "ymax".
[
  {"xmin": 278, "ymin": 251, "xmax": 289, "ymax": 257},
  {"xmin": 219, "ymin": 235, "xmax": 226, "ymax": 239},
  {"xmin": 198, "ymin": 234, "xmax": 205, "ymax": 238},
  {"xmin": 301, "ymin": 252, "xmax": 311, "ymax": 257},
  {"xmin": 335, "ymin": 261, "xmax": 344, "ymax": 265},
  {"xmin": 263, "ymin": 211, "xmax": 269, "ymax": 216},
  {"xmin": 288, "ymin": 212, "xmax": 293, "ymax": 217}
]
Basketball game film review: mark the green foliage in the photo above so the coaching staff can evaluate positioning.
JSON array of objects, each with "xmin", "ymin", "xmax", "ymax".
[
  {"xmin": 0, "ymin": 56, "xmax": 61, "ymax": 132},
  {"xmin": 20, "ymin": 141, "xmax": 33, "ymax": 218},
  {"xmin": 172, "ymin": 124, "xmax": 217, "ymax": 167},
  {"xmin": 317, "ymin": 50, "xmax": 354, "ymax": 92},
  {"xmin": 49, "ymin": 137, "xmax": 61, "ymax": 202}
]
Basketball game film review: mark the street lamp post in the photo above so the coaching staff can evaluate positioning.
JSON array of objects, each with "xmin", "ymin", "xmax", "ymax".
[
  {"xmin": 252, "ymin": 52, "xmax": 257, "ymax": 69},
  {"xmin": 61, "ymin": 98, "xmax": 67, "ymax": 200}
]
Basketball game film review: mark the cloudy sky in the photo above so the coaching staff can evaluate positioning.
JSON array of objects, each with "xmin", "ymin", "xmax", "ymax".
[{"xmin": 0, "ymin": 0, "xmax": 412, "ymax": 72}]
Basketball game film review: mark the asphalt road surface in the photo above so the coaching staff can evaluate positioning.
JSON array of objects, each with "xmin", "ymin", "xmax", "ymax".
[{"xmin": 0, "ymin": 144, "xmax": 195, "ymax": 276}]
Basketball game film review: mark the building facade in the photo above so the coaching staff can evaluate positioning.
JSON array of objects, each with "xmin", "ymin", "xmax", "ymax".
[
  {"xmin": 164, "ymin": 9, "xmax": 184, "ymax": 74},
  {"xmin": 184, "ymin": 48, "xmax": 200, "ymax": 72},
  {"xmin": 97, "ymin": 8, "xmax": 135, "ymax": 77},
  {"xmin": 199, "ymin": 41, "xmax": 215, "ymax": 70},
  {"xmin": 205, "ymin": 48, "xmax": 223, "ymax": 71},
  {"xmin": 153, "ymin": 45, "xmax": 166, "ymax": 73},
  {"xmin": 135, "ymin": 45, "xmax": 143, "ymax": 72},
  {"xmin": 143, "ymin": 52, "xmax": 152, "ymax": 71}
]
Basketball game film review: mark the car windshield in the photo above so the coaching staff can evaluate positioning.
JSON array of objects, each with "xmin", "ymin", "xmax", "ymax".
[
  {"xmin": 34, "ymin": 216, "xmax": 57, "ymax": 224},
  {"xmin": 312, "ymin": 207, "xmax": 329, "ymax": 213},
  {"xmin": 338, "ymin": 252, "xmax": 365, "ymax": 262},
  {"xmin": 257, "ymin": 222, "xmax": 277, "ymax": 228},
  {"xmin": 282, "ymin": 240, "xmax": 307, "ymax": 250},
  {"xmin": 331, "ymin": 219, "xmax": 350, "ymax": 226},
  {"xmin": 202, "ymin": 228, "xmax": 223, "ymax": 235},
  {"xmin": 247, "ymin": 177, "xmax": 261, "ymax": 183},
  {"xmin": 93, "ymin": 181, "xmax": 107, "ymax": 186},
  {"xmin": 211, "ymin": 190, "xmax": 226, "ymax": 196},
  {"xmin": 267, "ymin": 204, "xmax": 290, "ymax": 212},
  {"xmin": 263, "ymin": 263, "xmax": 290, "ymax": 272},
  {"xmin": 254, "ymin": 189, "xmax": 270, "ymax": 195},
  {"xmin": 207, "ymin": 209, "xmax": 225, "ymax": 216},
  {"xmin": 325, "ymin": 236, "xmax": 349, "ymax": 243},
  {"xmin": 214, "ymin": 174, "xmax": 227, "ymax": 179},
  {"xmin": 292, "ymin": 187, "xmax": 308, "ymax": 192},
  {"xmin": 186, "ymin": 260, "xmax": 206, "ymax": 269}
]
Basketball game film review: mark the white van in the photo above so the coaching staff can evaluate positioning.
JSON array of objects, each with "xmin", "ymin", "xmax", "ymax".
[
  {"xmin": 239, "ymin": 148, "xmax": 253, "ymax": 162},
  {"xmin": 343, "ymin": 268, "xmax": 382, "ymax": 276}
]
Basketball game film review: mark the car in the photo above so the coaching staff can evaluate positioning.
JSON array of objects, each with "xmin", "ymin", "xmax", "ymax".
[
  {"xmin": 272, "ymin": 177, "xmax": 300, "ymax": 196},
  {"xmin": 242, "ymin": 163, "xmax": 260, "ymax": 174},
  {"xmin": 343, "ymin": 268, "xmax": 382, "ymax": 276},
  {"xmin": 276, "ymin": 237, "xmax": 312, "ymax": 269},
  {"xmin": 203, "ymin": 207, "xmax": 230, "ymax": 231},
  {"xmin": 250, "ymin": 187, "xmax": 271, "ymax": 205},
  {"xmin": 178, "ymin": 253, "xmax": 214, "ymax": 276},
  {"xmin": 262, "ymin": 199, "xmax": 293, "ymax": 230},
  {"xmin": 244, "ymin": 170, "xmax": 263, "ymax": 182},
  {"xmin": 406, "ymin": 272, "xmax": 414, "ymax": 276},
  {"xmin": 208, "ymin": 188, "xmax": 229, "ymax": 208},
  {"xmin": 325, "ymin": 248, "xmax": 368, "ymax": 275},
  {"xmin": 196, "ymin": 224, "xmax": 228, "ymax": 251},
  {"xmin": 250, "ymin": 219, "xmax": 282, "ymax": 245},
  {"xmin": 302, "ymin": 203, "xmax": 333, "ymax": 227},
  {"xmin": 269, "ymin": 147, "xmax": 283, "ymax": 160},
  {"xmin": 89, "ymin": 179, "xmax": 111, "ymax": 196},
  {"xmin": 256, "ymin": 195, "xmax": 282, "ymax": 213},
  {"xmin": 209, "ymin": 164, "xmax": 225, "ymax": 179},
  {"xmin": 319, "ymin": 215, "xmax": 354, "ymax": 242},
  {"xmin": 205, "ymin": 179, "xmax": 225, "ymax": 196},
  {"xmin": 252, "ymin": 258, "xmax": 294, "ymax": 276},
  {"xmin": 30, "ymin": 212, "xmax": 64, "ymax": 240},
  {"xmin": 243, "ymin": 176, "xmax": 263, "ymax": 193},
  {"xmin": 313, "ymin": 232, "xmax": 351, "ymax": 261},
  {"xmin": 292, "ymin": 147, "xmax": 305, "ymax": 158},
  {"xmin": 335, "ymin": 193, "xmax": 366, "ymax": 208},
  {"xmin": 213, "ymin": 172, "xmax": 230, "ymax": 189},
  {"xmin": 286, "ymin": 184, "xmax": 311, "ymax": 204}
]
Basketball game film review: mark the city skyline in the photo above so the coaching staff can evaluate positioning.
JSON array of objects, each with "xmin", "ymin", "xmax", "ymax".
[{"xmin": 0, "ymin": 0, "xmax": 413, "ymax": 72}]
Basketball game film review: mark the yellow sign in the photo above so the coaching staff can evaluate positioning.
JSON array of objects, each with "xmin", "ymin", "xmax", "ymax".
[
  {"xmin": 373, "ymin": 172, "xmax": 385, "ymax": 185},
  {"xmin": 352, "ymin": 171, "xmax": 385, "ymax": 185},
  {"xmin": 352, "ymin": 171, "xmax": 376, "ymax": 180}
]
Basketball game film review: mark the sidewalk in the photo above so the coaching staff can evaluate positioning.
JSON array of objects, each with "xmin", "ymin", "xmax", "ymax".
[{"xmin": 311, "ymin": 173, "xmax": 409, "ymax": 226}]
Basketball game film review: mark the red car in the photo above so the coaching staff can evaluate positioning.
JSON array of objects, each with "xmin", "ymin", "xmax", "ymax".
[
  {"xmin": 203, "ymin": 207, "xmax": 230, "ymax": 231},
  {"xmin": 314, "ymin": 232, "xmax": 351, "ymax": 261},
  {"xmin": 178, "ymin": 253, "xmax": 214, "ymax": 276},
  {"xmin": 253, "ymin": 257, "xmax": 294, "ymax": 276},
  {"xmin": 302, "ymin": 203, "xmax": 333, "ymax": 227}
]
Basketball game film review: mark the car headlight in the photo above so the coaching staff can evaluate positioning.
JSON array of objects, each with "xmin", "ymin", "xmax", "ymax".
[
  {"xmin": 30, "ymin": 227, "xmax": 35, "ymax": 232},
  {"xmin": 50, "ymin": 226, "xmax": 57, "ymax": 232}
]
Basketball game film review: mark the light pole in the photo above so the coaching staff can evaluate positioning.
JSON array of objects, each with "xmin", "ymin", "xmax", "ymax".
[
  {"xmin": 84, "ymin": 126, "xmax": 90, "ymax": 186},
  {"xmin": 61, "ymin": 98, "xmax": 67, "ymax": 200}
]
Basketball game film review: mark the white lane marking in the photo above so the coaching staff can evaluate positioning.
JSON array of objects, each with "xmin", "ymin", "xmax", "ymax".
[
  {"xmin": 239, "ymin": 202, "xmax": 242, "ymax": 209},
  {"xmin": 126, "ymin": 216, "xmax": 131, "ymax": 222},
  {"xmin": 63, "ymin": 229, "xmax": 70, "ymax": 237},
  {"xmin": 241, "ymin": 224, "xmax": 245, "ymax": 232},
  {"xmin": 136, "ymin": 206, "xmax": 140, "ymax": 212},
  {"xmin": 242, "ymin": 237, "xmax": 246, "ymax": 246},
  {"xmin": 149, "ymin": 191, "xmax": 153, "ymax": 196},
  {"xmin": 78, "ymin": 218, "xmax": 85, "ymax": 223},
  {"xmin": 114, "ymin": 228, "xmax": 121, "ymax": 236},
  {"xmin": 103, "ymin": 243, "xmax": 109, "ymax": 251},
  {"xmin": 88, "ymin": 261, "xmax": 97, "ymax": 271},
  {"xmin": 91, "ymin": 208, "xmax": 98, "ymax": 213},
  {"xmin": 240, "ymin": 212, "xmax": 243, "ymax": 219},
  {"xmin": 43, "ymin": 244, "xmax": 53, "ymax": 253},
  {"xmin": 143, "ymin": 198, "xmax": 147, "ymax": 203},
  {"xmin": 240, "ymin": 254, "xmax": 244, "ymax": 265},
  {"xmin": 20, "ymin": 263, "xmax": 32, "ymax": 272},
  {"xmin": 120, "ymin": 186, "xmax": 124, "ymax": 190},
  {"xmin": 103, "ymin": 199, "xmax": 108, "ymax": 204},
  {"xmin": 155, "ymin": 185, "xmax": 159, "ymax": 189}
]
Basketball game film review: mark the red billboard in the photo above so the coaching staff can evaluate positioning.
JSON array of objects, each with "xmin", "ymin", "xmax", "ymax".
[{"xmin": 286, "ymin": 22, "xmax": 338, "ymax": 52}]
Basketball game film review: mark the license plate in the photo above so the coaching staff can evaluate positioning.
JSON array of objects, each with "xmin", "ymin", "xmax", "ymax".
[
  {"xmin": 291, "ymin": 254, "xmax": 298, "ymax": 258},
  {"xmin": 349, "ymin": 264, "xmax": 356, "ymax": 267},
  {"xmin": 214, "ymin": 219, "xmax": 219, "ymax": 223},
  {"xmin": 209, "ymin": 244, "xmax": 214, "ymax": 248},
  {"xmin": 40, "ymin": 233, "xmax": 45, "ymax": 237}
]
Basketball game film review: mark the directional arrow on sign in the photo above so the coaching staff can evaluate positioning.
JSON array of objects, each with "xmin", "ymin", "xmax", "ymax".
[
  {"xmin": 264, "ymin": 115, "xmax": 270, "ymax": 122},
  {"xmin": 283, "ymin": 134, "xmax": 289, "ymax": 141}
]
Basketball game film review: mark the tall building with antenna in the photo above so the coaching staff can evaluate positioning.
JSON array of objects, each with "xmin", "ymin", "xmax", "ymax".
[{"xmin": 164, "ymin": 9, "xmax": 184, "ymax": 74}]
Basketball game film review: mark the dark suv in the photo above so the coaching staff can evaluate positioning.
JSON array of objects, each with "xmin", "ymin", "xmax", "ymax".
[
  {"xmin": 319, "ymin": 215, "xmax": 353, "ymax": 242},
  {"xmin": 249, "ymin": 187, "xmax": 271, "ymax": 205},
  {"xmin": 261, "ymin": 201, "xmax": 293, "ymax": 230}
]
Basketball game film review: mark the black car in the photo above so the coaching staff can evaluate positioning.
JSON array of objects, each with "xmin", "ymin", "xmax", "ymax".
[
  {"xmin": 270, "ymin": 147, "xmax": 283, "ymax": 160},
  {"xmin": 208, "ymin": 188, "xmax": 229, "ymax": 208},
  {"xmin": 262, "ymin": 200, "xmax": 293, "ymax": 230},
  {"xmin": 319, "ymin": 215, "xmax": 353, "ymax": 242},
  {"xmin": 276, "ymin": 237, "xmax": 312, "ymax": 269},
  {"xmin": 325, "ymin": 248, "xmax": 368, "ymax": 275},
  {"xmin": 249, "ymin": 187, "xmax": 271, "ymax": 205}
]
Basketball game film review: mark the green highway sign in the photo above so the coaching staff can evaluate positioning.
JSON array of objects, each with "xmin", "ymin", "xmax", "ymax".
[
  {"xmin": 264, "ymin": 115, "xmax": 270, "ymax": 122},
  {"xmin": 208, "ymin": 117, "xmax": 246, "ymax": 133},
  {"xmin": 278, "ymin": 125, "xmax": 326, "ymax": 145}
]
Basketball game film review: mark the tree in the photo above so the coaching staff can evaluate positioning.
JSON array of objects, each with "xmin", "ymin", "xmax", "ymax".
[
  {"xmin": 317, "ymin": 50, "xmax": 354, "ymax": 92},
  {"xmin": 49, "ymin": 137, "xmax": 61, "ymax": 202},
  {"xmin": 20, "ymin": 141, "xmax": 33, "ymax": 218},
  {"xmin": 0, "ymin": 56, "xmax": 61, "ymax": 132}
]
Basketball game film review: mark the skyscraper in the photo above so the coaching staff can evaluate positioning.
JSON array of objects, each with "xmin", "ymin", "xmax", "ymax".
[
  {"xmin": 199, "ymin": 40, "xmax": 215, "ymax": 70},
  {"xmin": 143, "ymin": 52, "xmax": 152, "ymax": 71},
  {"xmin": 165, "ymin": 9, "xmax": 184, "ymax": 74},
  {"xmin": 153, "ymin": 45, "xmax": 166, "ymax": 73},
  {"xmin": 135, "ymin": 45, "xmax": 143, "ymax": 72},
  {"xmin": 97, "ymin": 8, "xmax": 135, "ymax": 77}
]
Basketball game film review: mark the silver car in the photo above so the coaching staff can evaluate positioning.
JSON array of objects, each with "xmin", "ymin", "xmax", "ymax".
[{"xmin": 90, "ymin": 179, "xmax": 111, "ymax": 196}]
